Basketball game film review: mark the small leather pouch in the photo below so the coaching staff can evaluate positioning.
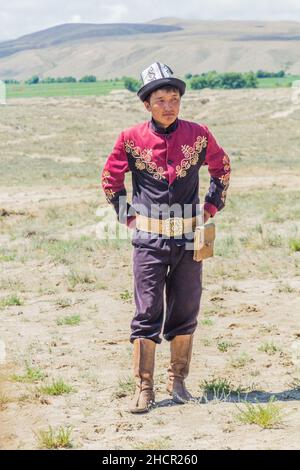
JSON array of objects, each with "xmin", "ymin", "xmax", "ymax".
[{"xmin": 193, "ymin": 222, "xmax": 216, "ymax": 262}]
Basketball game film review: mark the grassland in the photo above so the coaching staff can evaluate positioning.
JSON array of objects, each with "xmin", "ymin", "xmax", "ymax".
[
  {"xmin": 0, "ymin": 87, "xmax": 300, "ymax": 449},
  {"xmin": 5, "ymin": 80, "xmax": 124, "ymax": 99},
  {"xmin": 3, "ymin": 75, "xmax": 300, "ymax": 99},
  {"xmin": 257, "ymin": 75, "xmax": 300, "ymax": 88}
]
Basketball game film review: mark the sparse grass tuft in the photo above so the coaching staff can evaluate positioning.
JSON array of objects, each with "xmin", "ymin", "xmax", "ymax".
[
  {"xmin": 217, "ymin": 341, "xmax": 234, "ymax": 352},
  {"xmin": 33, "ymin": 237, "xmax": 100, "ymax": 265},
  {"xmin": 264, "ymin": 233, "xmax": 282, "ymax": 248},
  {"xmin": 278, "ymin": 283, "xmax": 295, "ymax": 293},
  {"xmin": 0, "ymin": 248, "xmax": 17, "ymax": 263},
  {"xmin": 35, "ymin": 426, "xmax": 73, "ymax": 449},
  {"xmin": 0, "ymin": 392, "xmax": 9, "ymax": 408},
  {"xmin": 289, "ymin": 239, "xmax": 300, "ymax": 252},
  {"xmin": 55, "ymin": 297, "xmax": 73, "ymax": 308},
  {"xmin": 249, "ymin": 370, "xmax": 260, "ymax": 377},
  {"xmin": 258, "ymin": 342, "xmax": 280, "ymax": 355},
  {"xmin": 201, "ymin": 318, "xmax": 214, "ymax": 326},
  {"xmin": 12, "ymin": 362, "xmax": 45, "ymax": 383},
  {"xmin": 38, "ymin": 379, "xmax": 75, "ymax": 396},
  {"xmin": 288, "ymin": 378, "xmax": 300, "ymax": 390},
  {"xmin": 0, "ymin": 294, "xmax": 23, "ymax": 309},
  {"xmin": 230, "ymin": 353, "xmax": 252, "ymax": 368},
  {"xmin": 113, "ymin": 376, "xmax": 136, "ymax": 399},
  {"xmin": 120, "ymin": 289, "xmax": 133, "ymax": 302},
  {"xmin": 235, "ymin": 397, "xmax": 283, "ymax": 429},
  {"xmin": 67, "ymin": 269, "xmax": 96, "ymax": 291},
  {"xmin": 202, "ymin": 306, "xmax": 219, "ymax": 316},
  {"xmin": 133, "ymin": 437, "xmax": 171, "ymax": 450},
  {"xmin": 200, "ymin": 377, "xmax": 245, "ymax": 398},
  {"xmin": 215, "ymin": 235, "xmax": 240, "ymax": 257},
  {"xmin": 222, "ymin": 284, "xmax": 242, "ymax": 292},
  {"xmin": 0, "ymin": 278, "xmax": 25, "ymax": 291},
  {"xmin": 56, "ymin": 314, "xmax": 81, "ymax": 326}
]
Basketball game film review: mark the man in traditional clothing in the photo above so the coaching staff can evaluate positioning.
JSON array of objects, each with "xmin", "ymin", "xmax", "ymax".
[{"xmin": 101, "ymin": 62, "xmax": 231, "ymax": 413}]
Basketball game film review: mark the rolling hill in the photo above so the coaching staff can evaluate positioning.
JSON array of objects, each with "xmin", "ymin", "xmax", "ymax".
[{"xmin": 0, "ymin": 18, "xmax": 300, "ymax": 80}]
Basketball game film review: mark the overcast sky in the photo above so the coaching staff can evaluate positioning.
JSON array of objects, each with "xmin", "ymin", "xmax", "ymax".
[{"xmin": 1, "ymin": 0, "xmax": 300, "ymax": 42}]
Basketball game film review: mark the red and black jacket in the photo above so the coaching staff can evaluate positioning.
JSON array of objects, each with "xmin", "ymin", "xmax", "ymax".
[{"xmin": 101, "ymin": 118, "xmax": 231, "ymax": 228}]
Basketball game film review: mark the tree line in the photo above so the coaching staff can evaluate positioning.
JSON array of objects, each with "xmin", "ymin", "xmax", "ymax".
[
  {"xmin": 2, "ymin": 70, "xmax": 289, "ymax": 90},
  {"xmin": 189, "ymin": 71, "xmax": 258, "ymax": 89},
  {"xmin": 122, "ymin": 70, "xmax": 288, "ymax": 91},
  {"xmin": 3, "ymin": 75, "xmax": 98, "ymax": 84}
]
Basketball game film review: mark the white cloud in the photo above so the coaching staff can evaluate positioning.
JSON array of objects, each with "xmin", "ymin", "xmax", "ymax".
[
  {"xmin": 69, "ymin": 14, "xmax": 82, "ymax": 23},
  {"xmin": 98, "ymin": 4, "xmax": 129, "ymax": 23},
  {"xmin": 0, "ymin": 0, "xmax": 300, "ymax": 41}
]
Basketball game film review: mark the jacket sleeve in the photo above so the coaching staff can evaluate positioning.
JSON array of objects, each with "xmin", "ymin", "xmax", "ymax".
[
  {"xmin": 202, "ymin": 125, "xmax": 231, "ymax": 217},
  {"xmin": 101, "ymin": 132, "xmax": 136, "ymax": 225}
]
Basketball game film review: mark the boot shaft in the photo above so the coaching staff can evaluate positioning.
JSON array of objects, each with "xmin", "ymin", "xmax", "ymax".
[
  {"xmin": 168, "ymin": 334, "xmax": 193, "ymax": 380},
  {"xmin": 133, "ymin": 338, "xmax": 156, "ymax": 388}
]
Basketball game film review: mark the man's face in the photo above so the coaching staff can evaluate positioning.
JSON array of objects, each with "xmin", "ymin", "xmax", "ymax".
[{"xmin": 144, "ymin": 88, "xmax": 181, "ymax": 128}]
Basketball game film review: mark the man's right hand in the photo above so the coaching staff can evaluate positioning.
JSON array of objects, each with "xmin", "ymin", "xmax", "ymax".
[
  {"xmin": 203, "ymin": 210, "xmax": 211, "ymax": 224},
  {"xmin": 127, "ymin": 216, "xmax": 136, "ymax": 230}
]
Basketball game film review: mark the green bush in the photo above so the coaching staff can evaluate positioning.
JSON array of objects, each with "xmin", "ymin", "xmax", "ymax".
[
  {"xmin": 190, "ymin": 71, "xmax": 258, "ymax": 89},
  {"xmin": 40, "ymin": 77, "xmax": 56, "ymax": 83},
  {"xmin": 40, "ymin": 76, "xmax": 77, "ymax": 83},
  {"xmin": 79, "ymin": 75, "xmax": 97, "ymax": 82},
  {"xmin": 25, "ymin": 75, "xmax": 39, "ymax": 85},
  {"xmin": 123, "ymin": 76, "xmax": 141, "ymax": 92},
  {"xmin": 56, "ymin": 76, "xmax": 77, "ymax": 83},
  {"xmin": 256, "ymin": 70, "xmax": 285, "ymax": 78},
  {"xmin": 4, "ymin": 79, "xmax": 20, "ymax": 84}
]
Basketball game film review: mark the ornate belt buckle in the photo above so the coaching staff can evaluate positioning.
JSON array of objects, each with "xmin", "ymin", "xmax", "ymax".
[{"xmin": 164, "ymin": 217, "xmax": 183, "ymax": 237}]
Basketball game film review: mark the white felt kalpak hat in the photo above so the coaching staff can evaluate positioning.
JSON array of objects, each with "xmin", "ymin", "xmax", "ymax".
[{"xmin": 137, "ymin": 62, "xmax": 186, "ymax": 101}]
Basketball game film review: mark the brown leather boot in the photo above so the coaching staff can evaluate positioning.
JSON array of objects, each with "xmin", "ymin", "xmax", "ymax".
[
  {"xmin": 166, "ymin": 334, "xmax": 194, "ymax": 404},
  {"xmin": 129, "ymin": 338, "xmax": 156, "ymax": 413}
]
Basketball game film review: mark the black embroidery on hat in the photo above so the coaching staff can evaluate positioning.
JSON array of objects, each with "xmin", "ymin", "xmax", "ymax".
[
  {"xmin": 147, "ymin": 66, "xmax": 157, "ymax": 82},
  {"xmin": 157, "ymin": 62, "xmax": 164, "ymax": 78}
]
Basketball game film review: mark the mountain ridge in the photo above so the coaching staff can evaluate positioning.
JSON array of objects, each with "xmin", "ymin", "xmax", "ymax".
[{"xmin": 1, "ymin": 19, "xmax": 300, "ymax": 79}]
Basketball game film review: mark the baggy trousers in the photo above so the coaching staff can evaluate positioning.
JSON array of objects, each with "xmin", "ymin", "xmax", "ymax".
[{"xmin": 130, "ymin": 237, "xmax": 203, "ymax": 344}]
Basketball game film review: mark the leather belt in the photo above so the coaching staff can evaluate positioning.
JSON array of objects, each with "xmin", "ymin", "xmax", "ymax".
[{"xmin": 136, "ymin": 214, "xmax": 198, "ymax": 237}]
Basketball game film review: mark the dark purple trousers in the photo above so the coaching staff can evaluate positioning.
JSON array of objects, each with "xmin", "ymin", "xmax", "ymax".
[{"xmin": 130, "ymin": 237, "xmax": 203, "ymax": 344}]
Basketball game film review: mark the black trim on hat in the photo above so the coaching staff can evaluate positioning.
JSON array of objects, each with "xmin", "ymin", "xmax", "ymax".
[{"xmin": 137, "ymin": 77, "xmax": 186, "ymax": 102}]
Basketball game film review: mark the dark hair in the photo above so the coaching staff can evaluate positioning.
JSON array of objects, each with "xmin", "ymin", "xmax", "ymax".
[{"xmin": 144, "ymin": 85, "xmax": 181, "ymax": 103}]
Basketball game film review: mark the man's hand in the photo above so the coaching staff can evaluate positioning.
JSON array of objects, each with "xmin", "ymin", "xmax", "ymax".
[
  {"xmin": 127, "ymin": 216, "xmax": 136, "ymax": 230},
  {"xmin": 203, "ymin": 210, "xmax": 211, "ymax": 224},
  {"xmin": 200, "ymin": 204, "xmax": 211, "ymax": 224}
]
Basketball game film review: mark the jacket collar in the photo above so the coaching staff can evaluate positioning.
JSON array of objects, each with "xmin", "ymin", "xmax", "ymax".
[{"xmin": 150, "ymin": 117, "xmax": 178, "ymax": 135}]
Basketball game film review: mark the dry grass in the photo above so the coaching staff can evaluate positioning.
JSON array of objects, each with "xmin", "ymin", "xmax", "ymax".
[
  {"xmin": 1, "ymin": 88, "xmax": 300, "ymax": 450},
  {"xmin": 113, "ymin": 376, "xmax": 136, "ymax": 399},
  {"xmin": 38, "ymin": 379, "xmax": 75, "ymax": 396},
  {"xmin": 0, "ymin": 392, "xmax": 10, "ymax": 408},
  {"xmin": 0, "ymin": 294, "xmax": 23, "ymax": 309},
  {"xmin": 236, "ymin": 398, "xmax": 283, "ymax": 429},
  {"xmin": 35, "ymin": 426, "xmax": 73, "ymax": 449},
  {"xmin": 12, "ymin": 363, "xmax": 46, "ymax": 383},
  {"xmin": 200, "ymin": 377, "xmax": 246, "ymax": 399},
  {"xmin": 56, "ymin": 314, "xmax": 81, "ymax": 326},
  {"xmin": 133, "ymin": 437, "xmax": 172, "ymax": 450}
]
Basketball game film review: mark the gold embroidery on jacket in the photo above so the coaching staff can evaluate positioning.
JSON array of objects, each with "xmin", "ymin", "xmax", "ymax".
[
  {"xmin": 124, "ymin": 140, "xmax": 166, "ymax": 181},
  {"xmin": 220, "ymin": 154, "xmax": 231, "ymax": 204},
  {"xmin": 102, "ymin": 170, "xmax": 115, "ymax": 200},
  {"xmin": 176, "ymin": 135, "xmax": 208, "ymax": 178}
]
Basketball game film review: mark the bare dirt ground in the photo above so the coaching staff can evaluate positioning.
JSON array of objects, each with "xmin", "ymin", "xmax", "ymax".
[{"xmin": 1, "ymin": 88, "xmax": 300, "ymax": 450}]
